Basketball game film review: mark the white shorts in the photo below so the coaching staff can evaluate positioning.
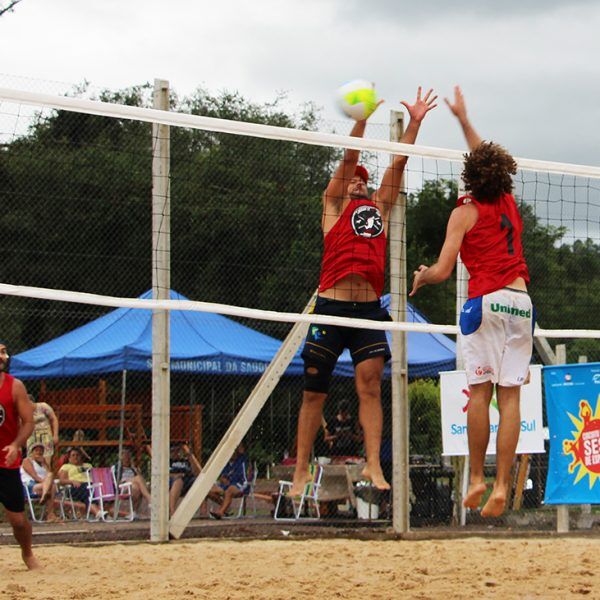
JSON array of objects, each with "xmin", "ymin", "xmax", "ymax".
[{"xmin": 459, "ymin": 287, "xmax": 534, "ymax": 387}]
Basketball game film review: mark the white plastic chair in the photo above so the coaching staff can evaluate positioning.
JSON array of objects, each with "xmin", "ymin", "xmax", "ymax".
[
  {"xmin": 25, "ymin": 479, "xmax": 75, "ymax": 521},
  {"xmin": 54, "ymin": 479, "xmax": 79, "ymax": 520},
  {"xmin": 22, "ymin": 484, "xmax": 46, "ymax": 522},
  {"xmin": 274, "ymin": 463, "xmax": 323, "ymax": 521}
]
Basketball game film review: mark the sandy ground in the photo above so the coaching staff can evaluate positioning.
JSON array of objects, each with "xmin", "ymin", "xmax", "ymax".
[{"xmin": 0, "ymin": 537, "xmax": 598, "ymax": 599}]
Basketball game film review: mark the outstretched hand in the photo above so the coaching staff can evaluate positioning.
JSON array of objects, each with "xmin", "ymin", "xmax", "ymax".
[
  {"xmin": 359, "ymin": 98, "xmax": 385, "ymax": 123},
  {"xmin": 444, "ymin": 85, "xmax": 467, "ymax": 121},
  {"xmin": 409, "ymin": 264, "xmax": 429, "ymax": 297},
  {"xmin": 401, "ymin": 87, "xmax": 437, "ymax": 122}
]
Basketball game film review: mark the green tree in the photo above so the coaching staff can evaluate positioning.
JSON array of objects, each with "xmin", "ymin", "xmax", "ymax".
[
  {"xmin": 409, "ymin": 379, "xmax": 441, "ymax": 457},
  {"xmin": 0, "ymin": 85, "xmax": 337, "ymax": 348},
  {"xmin": 406, "ymin": 179, "xmax": 457, "ymax": 325}
]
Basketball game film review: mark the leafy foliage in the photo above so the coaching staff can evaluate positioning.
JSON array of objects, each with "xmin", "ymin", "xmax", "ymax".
[
  {"xmin": 0, "ymin": 83, "xmax": 598, "ymax": 355},
  {"xmin": 409, "ymin": 379, "xmax": 441, "ymax": 457}
]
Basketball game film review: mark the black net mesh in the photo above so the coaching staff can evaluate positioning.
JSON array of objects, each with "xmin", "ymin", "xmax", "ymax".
[{"xmin": 1, "ymin": 80, "xmax": 598, "ymax": 532}]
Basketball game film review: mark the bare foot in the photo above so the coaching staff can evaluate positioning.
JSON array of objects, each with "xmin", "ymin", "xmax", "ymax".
[
  {"xmin": 361, "ymin": 466, "xmax": 391, "ymax": 491},
  {"xmin": 46, "ymin": 513, "xmax": 62, "ymax": 523},
  {"xmin": 22, "ymin": 551, "xmax": 42, "ymax": 570},
  {"xmin": 288, "ymin": 470, "xmax": 312, "ymax": 496},
  {"xmin": 463, "ymin": 482, "xmax": 487, "ymax": 509},
  {"xmin": 481, "ymin": 488, "xmax": 507, "ymax": 518}
]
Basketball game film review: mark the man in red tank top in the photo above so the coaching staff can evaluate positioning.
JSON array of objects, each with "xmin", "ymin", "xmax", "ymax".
[
  {"xmin": 410, "ymin": 87, "xmax": 533, "ymax": 518},
  {"xmin": 0, "ymin": 342, "xmax": 41, "ymax": 569},
  {"xmin": 289, "ymin": 88, "xmax": 437, "ymax": 496}
]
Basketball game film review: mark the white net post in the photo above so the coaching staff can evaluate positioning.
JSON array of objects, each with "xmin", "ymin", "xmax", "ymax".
[
  {"xmin": 388, "ymin": 110, "xmax": 410, "ymax": 533},
  {"xmin": 151, "ymin": 78, "xmax": 171, "ymax": 542}
]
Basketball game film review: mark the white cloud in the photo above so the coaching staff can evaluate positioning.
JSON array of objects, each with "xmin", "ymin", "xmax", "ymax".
[{"xmin": 1, "ymin": 0, "xmax": 599, "ymax": 165}]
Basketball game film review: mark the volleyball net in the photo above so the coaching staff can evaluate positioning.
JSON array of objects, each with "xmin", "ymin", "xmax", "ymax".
[{"xmin": 0, "ymin": 83, "xmax": 599, "ymax": 530}]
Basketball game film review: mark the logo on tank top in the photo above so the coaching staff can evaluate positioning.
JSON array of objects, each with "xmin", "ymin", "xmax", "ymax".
[
  {"xmin": 351, "ymin": 205, "xmax": 383, "ymax": 238},
  {"xmin": 0, "ymin": 404, "xmax": 4, "ymax": 427}
]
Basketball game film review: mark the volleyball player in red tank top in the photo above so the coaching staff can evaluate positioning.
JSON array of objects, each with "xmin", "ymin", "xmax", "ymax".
[
  {"xmin": 0, "ymin": 342, "xmax": 40, "ymax": 569},
  {"xmin": 289, "ymin": 88, "xmax": 437, "ymax": 496},
  {"xmin": 410, "ymin": 87, "xmax": 533, "ymax": 518}
]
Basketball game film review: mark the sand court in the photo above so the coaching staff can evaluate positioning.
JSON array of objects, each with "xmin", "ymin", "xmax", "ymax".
[{"xmin": 1, "ymin": 537, "xmax": 598, "ymax": 599}]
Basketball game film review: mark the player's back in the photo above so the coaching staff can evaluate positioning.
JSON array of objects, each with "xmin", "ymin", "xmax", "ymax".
[{"xmin": 458, "ymin": 193, "xmax": 529, "ymax": 299}]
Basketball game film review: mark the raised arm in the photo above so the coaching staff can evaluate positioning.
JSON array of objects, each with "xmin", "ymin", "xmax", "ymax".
[
  {"xmin": 445, "ymin": 86, "xmax": 482, "ymax": 151},
  {"xmin": 182, "ymin": 443, "xmax": 202, "ymax": 476},
  {"xmin": 409, "ymin": 203, "xmax": 477, "ymax": 296},
  {"xmin": 1, "ymin": 379, "xmax": 34, "ymax": 467},
  {"xmin": 373, "ymin": 87, "xmax": 437, "ymax": 215},
  {"xmin": 323, "ymin": 99, "xmax": 384, "ymax": 210}
]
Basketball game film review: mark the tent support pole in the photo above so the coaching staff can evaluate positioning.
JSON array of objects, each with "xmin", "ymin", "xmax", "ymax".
[
  {"xmin": 114, "ymin": 369, "xmax": 127, "ymax": 519},
  {"xmin": 169, "ymin": 290, "xmax": 318, "ymax": 539}
]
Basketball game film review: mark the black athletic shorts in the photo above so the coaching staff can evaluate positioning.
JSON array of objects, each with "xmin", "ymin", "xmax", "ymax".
[
  {"xmin": 0, "ymin": 467, "xmax": 25, "ymax": 513},
  {"xmin": 301, "ymin": 296, "xmax": 392, "ymax": 367}
]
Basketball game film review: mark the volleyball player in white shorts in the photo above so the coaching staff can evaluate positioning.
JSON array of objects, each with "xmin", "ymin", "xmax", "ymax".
[{"xmin": 410, "ymin": 86, "xmax": 534, "ymax": 518}]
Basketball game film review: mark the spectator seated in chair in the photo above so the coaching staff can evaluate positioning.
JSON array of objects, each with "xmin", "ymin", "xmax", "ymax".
[
  {"xmin": 167, "ymin": 444, "xmax": 201, "ymax": 516},
  {"xmin": 113, "ymin": 448, "xmax": 151, "ymax": 518},
  {"xmin": 20, "ymin": 442, "xmax": 61, "ymax": 522},
  {"xmin": 55, "ymin": 430, "xmax": 92, "ymax": 470},
  {"xmin": 208, "ymin": 442, "xmax": 250, "ymax": 519},
  {"xmin": 58, "ymin": 447, "xmax": 104, "ymax": 519}
]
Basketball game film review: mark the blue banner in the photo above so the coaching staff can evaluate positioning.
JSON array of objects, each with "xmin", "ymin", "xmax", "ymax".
[{"xmin": 543, "ymin": 362, "xmax": 600, "ymax": 504}]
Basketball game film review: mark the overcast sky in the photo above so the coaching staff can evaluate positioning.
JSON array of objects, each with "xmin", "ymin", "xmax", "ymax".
[{"xmin": 1, "ymin": 0, "xmax": 600, "ymax": 166}]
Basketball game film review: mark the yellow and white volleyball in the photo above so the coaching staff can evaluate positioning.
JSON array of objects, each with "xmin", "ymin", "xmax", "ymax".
[{"xmin": 335, "ymin": 80, "xmax": 378, "ymax": 120}]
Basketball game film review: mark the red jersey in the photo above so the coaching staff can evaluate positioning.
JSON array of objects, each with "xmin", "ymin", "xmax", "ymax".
[
  {"xmin": 319, "ymin": 198, "xmax": 386, "ymax": 297},
  {"xmin": 0, "ymin": 374, "xmax": 21, "ymax": 469},
  {"xmin": 458, "ymin": 193, "xmax": 530, "ymax": 299}
]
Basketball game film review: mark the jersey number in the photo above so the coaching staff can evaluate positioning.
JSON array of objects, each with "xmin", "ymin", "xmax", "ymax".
[{"xmin": 500, "ymin": 214, "xmax": 514, "ymax": 255}]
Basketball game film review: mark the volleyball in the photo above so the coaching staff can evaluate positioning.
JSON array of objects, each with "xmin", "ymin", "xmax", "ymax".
[{"xmin": 336, "ymin": 80, "xmax": 378, "ymax": 120}]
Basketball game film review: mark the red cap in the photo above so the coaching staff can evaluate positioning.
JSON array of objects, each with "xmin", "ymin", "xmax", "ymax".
[{"xmin": 355, "ymin": 165, "xmax": 369, "ymax": 183}]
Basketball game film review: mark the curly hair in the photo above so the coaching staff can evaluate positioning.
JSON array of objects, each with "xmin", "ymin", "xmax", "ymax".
[{"xmin": 462, "ymin": 141, "xmax": 517, "ymax": 203}]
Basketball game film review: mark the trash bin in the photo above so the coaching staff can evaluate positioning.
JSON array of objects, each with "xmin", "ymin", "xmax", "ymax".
[
  {"xmin": 356, "ymin": 496, "xmax": 379, "ymax": 519},
  {"xmin": 354, "ymin": 482, "xmax": 380, "ymax": 520}
]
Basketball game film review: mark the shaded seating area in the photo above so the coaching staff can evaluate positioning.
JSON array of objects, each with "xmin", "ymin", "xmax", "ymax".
[{"xmin": 11, "ymin": 288, "xmax": 457, "ymax": 526}]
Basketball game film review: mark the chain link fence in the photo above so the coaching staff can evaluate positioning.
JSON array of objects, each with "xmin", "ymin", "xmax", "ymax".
[{"xmin": 1, "ymin": 74, "xmax": 598, "ymax": 533}]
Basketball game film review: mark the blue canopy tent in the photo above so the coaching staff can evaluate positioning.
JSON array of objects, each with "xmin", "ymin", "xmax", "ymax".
[
  {"xmin": 11, "ymin": 291, "xmax": 455, "ymax": 380},
  {"xmin": 380, "ymin": 294, "xmax": 456, "ymax": 378}
]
